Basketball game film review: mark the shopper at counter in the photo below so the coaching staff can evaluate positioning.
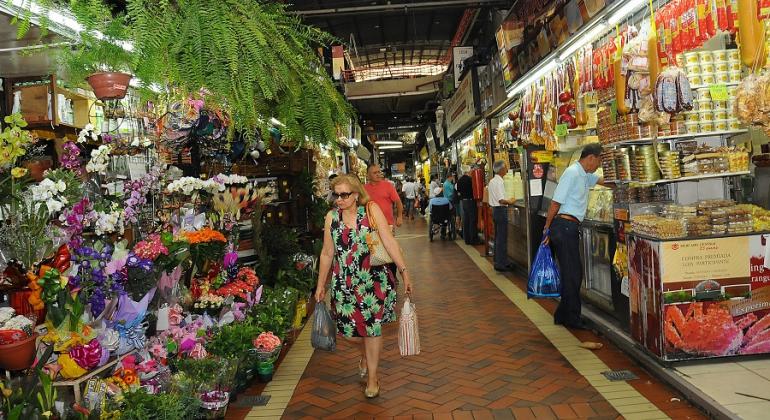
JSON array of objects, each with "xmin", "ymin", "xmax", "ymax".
[
  {"xmin": 457, "ymin": 169, "xmax": 479, "ymax": 244},
  {"xmin": 543, "ymin": 143, "xmax": 604, "ymax": 330},
  {"xmin": 488, "ymin": 161, "xmax": 516, "ymax": 271}
]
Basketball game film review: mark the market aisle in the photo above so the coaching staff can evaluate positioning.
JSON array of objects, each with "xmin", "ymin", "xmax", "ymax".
[{"xmin": 235, "ymin": 218, "xmax": 706, "ymax": 419}]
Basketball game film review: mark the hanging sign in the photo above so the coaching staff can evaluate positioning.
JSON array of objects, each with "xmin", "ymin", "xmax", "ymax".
[
  {"xmin": 445, "ymin": 75, "xmax": 478, "ymax": 138},
  {"xmin": 530, "ymin": 150, "xmax": 554, "ymax": 163},
  {"xmin": 453, "ymin": 46, "xmax": 474, "ymax": 88}
]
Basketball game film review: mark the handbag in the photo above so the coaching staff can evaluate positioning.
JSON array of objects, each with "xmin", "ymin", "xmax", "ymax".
[
  {"xmin": 365, "ymin": 202, "xmax": 394, "ymax": 266},
  {"xmin": 398, "ymin": 297, "xmax": 420, "ymax": 356}
]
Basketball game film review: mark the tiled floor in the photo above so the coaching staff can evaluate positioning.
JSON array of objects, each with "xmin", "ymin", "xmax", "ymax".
[
  {"xmin": 674, "ymin": 358, "xmax": 770, "ymax": 418},
  {"xmin": 227, "ymin": 218, "xmax": 706, "ymax": 420}
]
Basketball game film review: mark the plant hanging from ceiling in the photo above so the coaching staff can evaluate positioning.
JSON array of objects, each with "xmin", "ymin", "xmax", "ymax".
[
  {"xmin": 126, "ymin": 0, "xmax": 355, "ymax": 147},
  {"xmin": 12, "ymin": 0, "xmax": 355, "ymax": 147}
]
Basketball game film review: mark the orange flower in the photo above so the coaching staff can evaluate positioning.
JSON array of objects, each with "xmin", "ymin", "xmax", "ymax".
[{"xmin": 184, "ymin": 228, "xmax": 227, "ymax": 244}]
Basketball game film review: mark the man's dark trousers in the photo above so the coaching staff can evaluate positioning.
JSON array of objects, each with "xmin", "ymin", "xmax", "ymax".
[
  {"xmin": 492, "ymin": 206, "xmax": 508, "ymax": 269},
  {"xmin": 550, "ymin": 217, "xmax": 582, "ymax": 326},
  {"xmin": 462, "ymin": 199, "xmax": 478, "ymax": 244}
]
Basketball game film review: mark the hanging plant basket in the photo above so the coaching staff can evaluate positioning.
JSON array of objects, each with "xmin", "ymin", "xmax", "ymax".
[{"xmin": 86, "ymin": 72, "xmax": 133, "ymax": 100}]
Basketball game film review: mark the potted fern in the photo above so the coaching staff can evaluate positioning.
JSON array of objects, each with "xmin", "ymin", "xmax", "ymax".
[{"xmin": 60, "ymin": 4, "xmax": 135, "ymax": 100}]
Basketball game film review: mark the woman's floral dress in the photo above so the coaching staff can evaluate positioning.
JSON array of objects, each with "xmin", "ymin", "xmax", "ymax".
[{"xmin": 330, "ymin": 206, "xmax": 397, "ymax": 337}]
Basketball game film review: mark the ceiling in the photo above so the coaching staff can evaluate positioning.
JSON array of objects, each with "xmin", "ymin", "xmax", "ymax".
[
  {"xmin": 290, "ymin": 0, "xmax": 514, "ymax": 158},
  {"xmin": 0, "ymin": 12, "xmax": 65, "ymax": 78}
]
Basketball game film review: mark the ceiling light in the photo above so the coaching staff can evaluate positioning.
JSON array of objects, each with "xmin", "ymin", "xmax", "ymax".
[
  {"xmin": 558, "ymin": 22, "xmax": 608, "ymax": 61},
  {"xmin": 379, "ymin": 145, "xmax": 403, "ymax": 150},
  {"xmin": 376, "ymin": 141, "xmax": 403, "ymax": 145},
  {"xmin": 608, "ymin": 0, "xmax": 647, "ymax": 25}
]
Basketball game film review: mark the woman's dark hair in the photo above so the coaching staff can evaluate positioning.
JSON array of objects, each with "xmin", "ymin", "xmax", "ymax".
[{"xmin": 580, "ymin": 143, "xmax": 603, "ymax": 159}]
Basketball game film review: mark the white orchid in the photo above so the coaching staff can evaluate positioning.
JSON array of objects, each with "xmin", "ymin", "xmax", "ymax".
[
  {"xmin": 95, "ymin": 210, "xmax": 124, "ymax": 235},
  {"xmin": 86, "ymin": 144, "xmax": 112, "ymax": 173},
  {"xmin": 77, "ymin": 123, "xmax": 98, "ymax": 144}
]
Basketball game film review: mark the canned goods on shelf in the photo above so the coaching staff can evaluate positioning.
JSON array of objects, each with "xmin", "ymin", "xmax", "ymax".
[
  {"xmin": 712, "ymin": 100, "xmax": 727, "ymax": 111},
  {"xmin": 714, "ymin": 119, "xmax": 728, "ymax": 131},
  {"xmin": 713, "ymin": 110, "xmax": 728, "ymax": 120},
  {"xmin": 702, "ymin": 74, "xmax": 716, "ymax": 84},
  {"xmin": 702, "ymin": 63, "xmax": 716, "ymax": 74},
  {"xmin": 690, "ymin": 75, "xmax": 703, "ymax": 85},
  {"xmin": 729, "ymin": 70, "xmax": 742, "ymax": 83},
  {"xmin": 686, "ymin": 64, "xmax": 702, "ymax": 76},
  {"xmin": 729, "ymin": 61, "xmax": 742, "ymax": 72},
  {"xmin": 685, "ymin": 121, "xmax": 700, "ymax": 133},
  {"xmin": 715, "ymin": 71, "xmax": 729, "ymax": 83},
  {"xmin": 727, "ymin": 49, "xmax": 740, "ymax": 62},
  {"xmin": 698, "ymin": 101, "xmax": 714, "ymax": 112},
  {"xmin": 713, "ymin": 50, "xmax": 728, "ymax": 62},
  {"xmin": 684, "ymin": 51, "xmax": 700, "ymax": 65},
  {"xmin": 699, "ymin": 121, "xmax": 714, "ymax": 132},
  {"xmin": 714, "ymin": 61, "xmax": 729, "ymax": 72}
]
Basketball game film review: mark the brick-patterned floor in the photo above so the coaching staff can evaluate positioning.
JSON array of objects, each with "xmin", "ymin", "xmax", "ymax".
[{"xmin": 230, "ymin": 219, "xmax": 707, "ymax": 420}]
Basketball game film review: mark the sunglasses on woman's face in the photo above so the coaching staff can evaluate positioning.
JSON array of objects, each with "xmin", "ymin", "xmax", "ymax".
[{"xmin": 332, "ymin": 191, "xmax": 354, "ymax": 200}]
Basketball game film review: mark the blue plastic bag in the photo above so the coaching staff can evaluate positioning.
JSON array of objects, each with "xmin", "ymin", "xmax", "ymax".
[{"xmin": 527, "ymin": 239, "xmax": 561, "ymax": 298}]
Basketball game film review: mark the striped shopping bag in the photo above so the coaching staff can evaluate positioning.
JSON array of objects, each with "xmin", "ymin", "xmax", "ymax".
[{"xmin": 398, "ymin": 297, "xmax": 420, "ymax": 356}]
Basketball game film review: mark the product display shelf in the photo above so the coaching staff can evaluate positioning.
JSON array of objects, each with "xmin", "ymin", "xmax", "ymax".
[
  {"xmin": 607, "ymin": 129, "xmax": 748, "ymax": 147},
  {"xmin": 689, "ymin": 81, "xmax": 741, "ymax": 90},
  {"xmin": 630, "ymin": 230, "xmax": 770, "ymax": 242},
  {"xmin": 608, "ymin": 170, "xmax": 750, "ymax": 185}
]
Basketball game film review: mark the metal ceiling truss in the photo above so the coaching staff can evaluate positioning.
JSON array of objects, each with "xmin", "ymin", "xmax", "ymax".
[{"xmin": 291, "ymin": 0, "xmax": 508, "ymax": 16}]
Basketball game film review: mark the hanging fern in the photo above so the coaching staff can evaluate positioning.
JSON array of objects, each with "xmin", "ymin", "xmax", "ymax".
[{"xmin": 127, "ymin": 0, "xmax": 355, "ymax": 147}]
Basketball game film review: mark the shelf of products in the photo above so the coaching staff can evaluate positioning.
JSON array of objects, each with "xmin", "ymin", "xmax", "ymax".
[{"xmin": 630, "ymin": 201, "xmax": 770, "ymax": 239}]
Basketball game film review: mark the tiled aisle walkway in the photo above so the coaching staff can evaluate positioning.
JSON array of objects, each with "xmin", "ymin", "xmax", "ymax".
[{"xmin": 233, "ymin": 219, "xmax": 707, "ymax": 420}]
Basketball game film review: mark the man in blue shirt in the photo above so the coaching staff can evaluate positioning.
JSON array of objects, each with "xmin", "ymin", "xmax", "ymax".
[{"xmin": 543, "ymin": 143, "xmax": 604, "ymax": 330}]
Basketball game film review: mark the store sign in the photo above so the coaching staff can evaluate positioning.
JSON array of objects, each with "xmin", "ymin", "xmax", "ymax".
[
  {"xmin": 530, "ymin": 150, "xmax": 554, "ymax": 164},
  {"xmin": 453, "ymin": 46, "xmax": 474, "ymax": 89},
  {"xmin": 660, "ymin": 236, "xmax": 749, "ymax": 283},
  {"xmin": 445, "ymin": 74, "xmax": 478, "ymax": 138}
]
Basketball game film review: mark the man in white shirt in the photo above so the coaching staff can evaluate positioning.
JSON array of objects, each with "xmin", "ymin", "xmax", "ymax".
[
  {"xmin": 488, "ymin": 160, "xmax": 516, "ymax": 271},
  {"xmin": 401, "ymin": 178, "xmax": 418, "ymax": 220},
  {"xmin": 428, "ymin": 175, "xmax": 442, "ymax": 199}
]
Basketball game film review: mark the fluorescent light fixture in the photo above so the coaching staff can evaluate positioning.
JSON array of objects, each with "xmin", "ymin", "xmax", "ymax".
[
  {"xmin": 376, "ymin": 141, "xmax": 403, "ymax": 145},
  {"xmin": 270, "ymin": 117, "xmax": 285, "ymax": 127},
  {"xmin": 509, "ymin": 58, "xmax": 557, "ymax": 97},
  {"xmin": 379, "ymin": 145, "xmax": 403, "ymax": 150},
  {"xmin": 608, "ymin": 0, "xmax": 647, "ymax": 25},
  {"xmin": 559, "ymin": 22, "xmax": 608, "ymax": 61}
]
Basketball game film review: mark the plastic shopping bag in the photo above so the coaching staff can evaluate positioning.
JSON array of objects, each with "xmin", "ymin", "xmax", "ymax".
[
  {"xmin": 311, "ymin": 302, "xmax": 336, "ymax": 351},
  {"xmin": 527, "ymin": 240, "xmax": 561, "ymax": 298},
  {"xmin": 398, "ymin": 297, "xmax": 420, "ymax": 356}
]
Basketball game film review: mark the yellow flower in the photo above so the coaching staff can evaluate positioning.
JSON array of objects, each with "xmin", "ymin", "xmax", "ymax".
[{"xmin": 11, "ymin": 167, "xmax": 27, "ymax": 178}]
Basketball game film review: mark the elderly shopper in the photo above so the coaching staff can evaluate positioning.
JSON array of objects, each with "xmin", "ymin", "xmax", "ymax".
[{"xmin": 488, "ymin": 160, "xmax": 516, "ymax": 271}]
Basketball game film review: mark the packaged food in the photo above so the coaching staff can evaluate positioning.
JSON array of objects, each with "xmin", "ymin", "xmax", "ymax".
[
  {"xmin": 729, "ymin": 119, "xmax": 742, "ymax": 130},
  {"xmin": 714, "ymin": 119, "xmax": 728, "ymax": 131},
  {"xmin": 684, "ymin": 51, "xmax": 701, "ymax": 65},
  {"xmin": 699, "ymin": 121, "xmax": 714, "ymax": 132},
  {"xmin": 714, "ymin": 110, "xmax": 728, "ymax": 120},
  {"xmin": 690, "ymin": 75, "xmax": 704, "ymax": 85},
  {"xmin": 685, "ymin": 111, "xmax": 700, "ymax": 122},
  {"xmin": 713, "ymin": 50, "xmax": 729, "ymax": 61},
  {"xmin": 729, "ymin": 61, "xmax": 742, "ymax": 71},
  {"xmin": 699, "ymin": 108, "xmax": 714, "ymax": 119},
  {"xmin": 702, "ymin": 73, "xmax": 717, "ymax": 84},
  {"xmin": 729, "ymin": 69, "xmax": 743, "ymax": 82},
  {"xmin": 685, "ymin": 121, "xmax": 700, "ymax": 133},
  {"xmin": 715, "ymin": 71, "xmax": 730, "ymax": 83},
  {"xmin": 715, "ymin": 61, "xmax": 730, "ymax": 72},
  {"xmin": 702, "ymin": 62, "xmax": 716, "ymax": 73},
  {"xmin": 699, "ymin": 51, "xmax": 715, "ymax": 63}
]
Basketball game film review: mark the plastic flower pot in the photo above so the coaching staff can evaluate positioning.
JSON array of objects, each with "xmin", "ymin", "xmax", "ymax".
[
  {"xmin": 86, "ymin": 72, "xmax": 133, "ymax": 101},
  {"xmin": 0, "ymin": 333, "xmax": 38, "ymax": 371},
  {"xmin": 256, "ymin": 362, "xmax": 274, "ymax": 383}
]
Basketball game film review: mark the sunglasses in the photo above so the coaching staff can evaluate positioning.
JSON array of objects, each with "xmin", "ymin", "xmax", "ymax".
[{"xmin": 332, "ymin": 191, "xmax": 354, "ymax": 200}]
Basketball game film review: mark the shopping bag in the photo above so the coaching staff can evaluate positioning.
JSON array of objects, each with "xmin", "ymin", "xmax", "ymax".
[
  {"xmin": 398, "ymin": 297, "xmax": 420, "ymax": 356},
  {"xmin": 527, "ymin": 239, "xmax": 561, "ymax": 298},
  {"xmin": 310, "ymin": 302, "xmax": 336, "ymax": 351}
]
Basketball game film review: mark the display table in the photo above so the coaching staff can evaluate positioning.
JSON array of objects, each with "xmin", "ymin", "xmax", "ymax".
[{"xmin": 628, "ymin": 232, "xmax": 770, "ymax": 361}]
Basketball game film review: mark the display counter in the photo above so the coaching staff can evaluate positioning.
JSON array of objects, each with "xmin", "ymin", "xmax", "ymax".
[
  {"xmin": 628, "ymin": 231, "xmax": 770, "ymax": 362},
  {"xmin": 507, "ymin": 200, "xmax": 529, "ymax": 270}
]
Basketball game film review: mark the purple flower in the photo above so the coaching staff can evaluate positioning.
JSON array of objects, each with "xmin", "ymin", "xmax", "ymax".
[
  {"xmin": 127, "ymin": 254, "xmax": 141, "ymax": 268},
  {"xmin": 139, "ymin": 259, "xmax": 153, "ymax": 272}
]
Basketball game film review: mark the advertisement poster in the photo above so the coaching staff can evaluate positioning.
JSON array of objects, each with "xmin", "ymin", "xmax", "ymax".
[
  {"xmin": 632, "ymin": 234, "xmax": 770, "ymax": 361},
  {"xmin": 629, "ymin": 236, "xmax": 663, "ymax": 357}
]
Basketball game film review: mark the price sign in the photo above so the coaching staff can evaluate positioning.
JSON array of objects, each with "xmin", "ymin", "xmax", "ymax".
[
  {"xmin": 555, "ymin": 124, "xmax": 568, "ymax": 137},
  {"xmin": 610, "ymin": 100, "xmax": 618, "ymax": 124},
  {"xmin": 709, "ymin": 84, "xmax": 728, "ymax": 101}
]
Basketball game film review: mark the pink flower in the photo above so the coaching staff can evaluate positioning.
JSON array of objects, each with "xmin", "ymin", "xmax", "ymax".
[
  {"xmin": 168, "ymin": 304, "xmax": 184, "ymax": 326},
  {"xmin": 149, "ymin": 343, "xmax": 167, "ymax": 360},
  {"xmin": 179, "ymin": 337, "xmax": 196, "ymax": 353},
  {"xmin": 169, "ymin": 326, "xmax": 184, "ymax": 340},
  {"xmin": 190, "ymin": 343, "xmax": 208, "ymax": 360}
]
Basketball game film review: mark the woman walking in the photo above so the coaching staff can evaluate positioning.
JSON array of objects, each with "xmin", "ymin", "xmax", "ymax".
[{"xmin": 314, "ymin": 174, "xmax": 413, "ymax": 398}]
